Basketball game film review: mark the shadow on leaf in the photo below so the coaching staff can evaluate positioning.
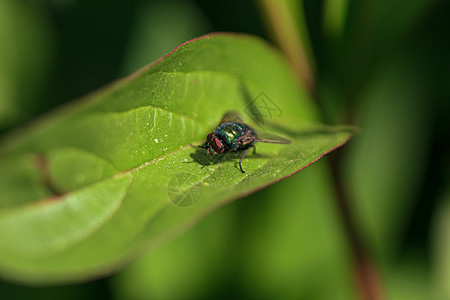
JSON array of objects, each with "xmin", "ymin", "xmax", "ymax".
[{"xmin": 187, "ymin": 146, "xmax": 269, "ymax": 172}]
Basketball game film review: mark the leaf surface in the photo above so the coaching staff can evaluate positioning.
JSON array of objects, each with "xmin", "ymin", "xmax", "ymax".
[{"xmin": 0, "ymin": 33, "xmax": 352, "ymax": 284}]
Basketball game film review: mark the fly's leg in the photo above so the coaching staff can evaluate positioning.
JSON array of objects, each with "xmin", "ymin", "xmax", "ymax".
[
  {"xmin": 238, "ymin": 145, "xmax": 256, "ymax": 173},
  {"xmin": 196, "ymin": 143, "xmax": 208, "ymax": 149},
  {"xmin": 239, "ymin": 147, "xmax": 251, "ymax": 173}
]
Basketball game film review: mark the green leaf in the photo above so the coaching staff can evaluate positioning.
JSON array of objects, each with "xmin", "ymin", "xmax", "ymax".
[
  {"xmin": 0, "ymin": 33, "xmax": 352, "ymax": 284},
  {"xmin": 113, "ymin": 164, "xmax": 358, "ymax": 300}
]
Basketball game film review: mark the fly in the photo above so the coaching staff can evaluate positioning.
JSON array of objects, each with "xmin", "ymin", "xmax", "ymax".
[{"xmin": 199, "ymin": 111, "xmax": 290, "ymax": 173}]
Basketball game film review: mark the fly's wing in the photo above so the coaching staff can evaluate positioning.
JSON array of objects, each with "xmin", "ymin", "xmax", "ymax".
[
  {"xmin": 220, "ymin": 110, "xmax": 244, "ymax": 124},
  {"xmin": 254, "ymin": 131, "xmax": 291, "ymax": 144}
]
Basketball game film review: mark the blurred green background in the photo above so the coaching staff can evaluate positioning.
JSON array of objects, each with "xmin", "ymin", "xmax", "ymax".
[{"xmin": 0, "ymin": 0, "xmax": 448, "ymax": 299}]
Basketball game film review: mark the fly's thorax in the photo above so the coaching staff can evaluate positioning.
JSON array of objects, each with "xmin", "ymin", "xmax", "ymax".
[{"xmin": 214, "ymin": 123, "xmax": 245, "ymax": 147}]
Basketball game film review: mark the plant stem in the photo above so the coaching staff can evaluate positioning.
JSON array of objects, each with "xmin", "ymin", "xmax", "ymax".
[
  {"xmin": 330, "ymin": 150, "xmax": 385, "ymax": 300},
  {"xmin": 257, "ymin": 0, "xmax": 315, "ymax": 92}
]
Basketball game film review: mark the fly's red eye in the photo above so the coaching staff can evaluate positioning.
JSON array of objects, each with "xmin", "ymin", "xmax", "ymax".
[
  {"xmin": 211, "ymin": 137, "xmax": 224, "ymax": 153},
  {"xmin": 206, "ymin": 133, "xmax": 214, "ymax": 143}
]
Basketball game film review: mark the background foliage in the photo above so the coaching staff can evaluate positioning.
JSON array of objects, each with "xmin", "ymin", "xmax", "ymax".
[{"xmin": 0, "ymin": 0, "xmax": 448, "ymax": 299}]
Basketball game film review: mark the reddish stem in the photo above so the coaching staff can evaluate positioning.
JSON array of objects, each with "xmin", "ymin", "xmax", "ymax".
[{"xmin": 330, "ymin": 149, "xmax": 385, "ymax": 300}]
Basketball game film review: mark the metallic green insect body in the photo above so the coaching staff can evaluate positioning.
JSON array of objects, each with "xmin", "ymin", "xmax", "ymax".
[{"xmin": 213, "ymin": 122, "xmax": 255, "ymax": 151}]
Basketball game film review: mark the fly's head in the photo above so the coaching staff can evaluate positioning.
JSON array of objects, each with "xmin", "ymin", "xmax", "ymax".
[{"xmin": 206, "ymin": 133, "xmax": 224, "ymax": 155}]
